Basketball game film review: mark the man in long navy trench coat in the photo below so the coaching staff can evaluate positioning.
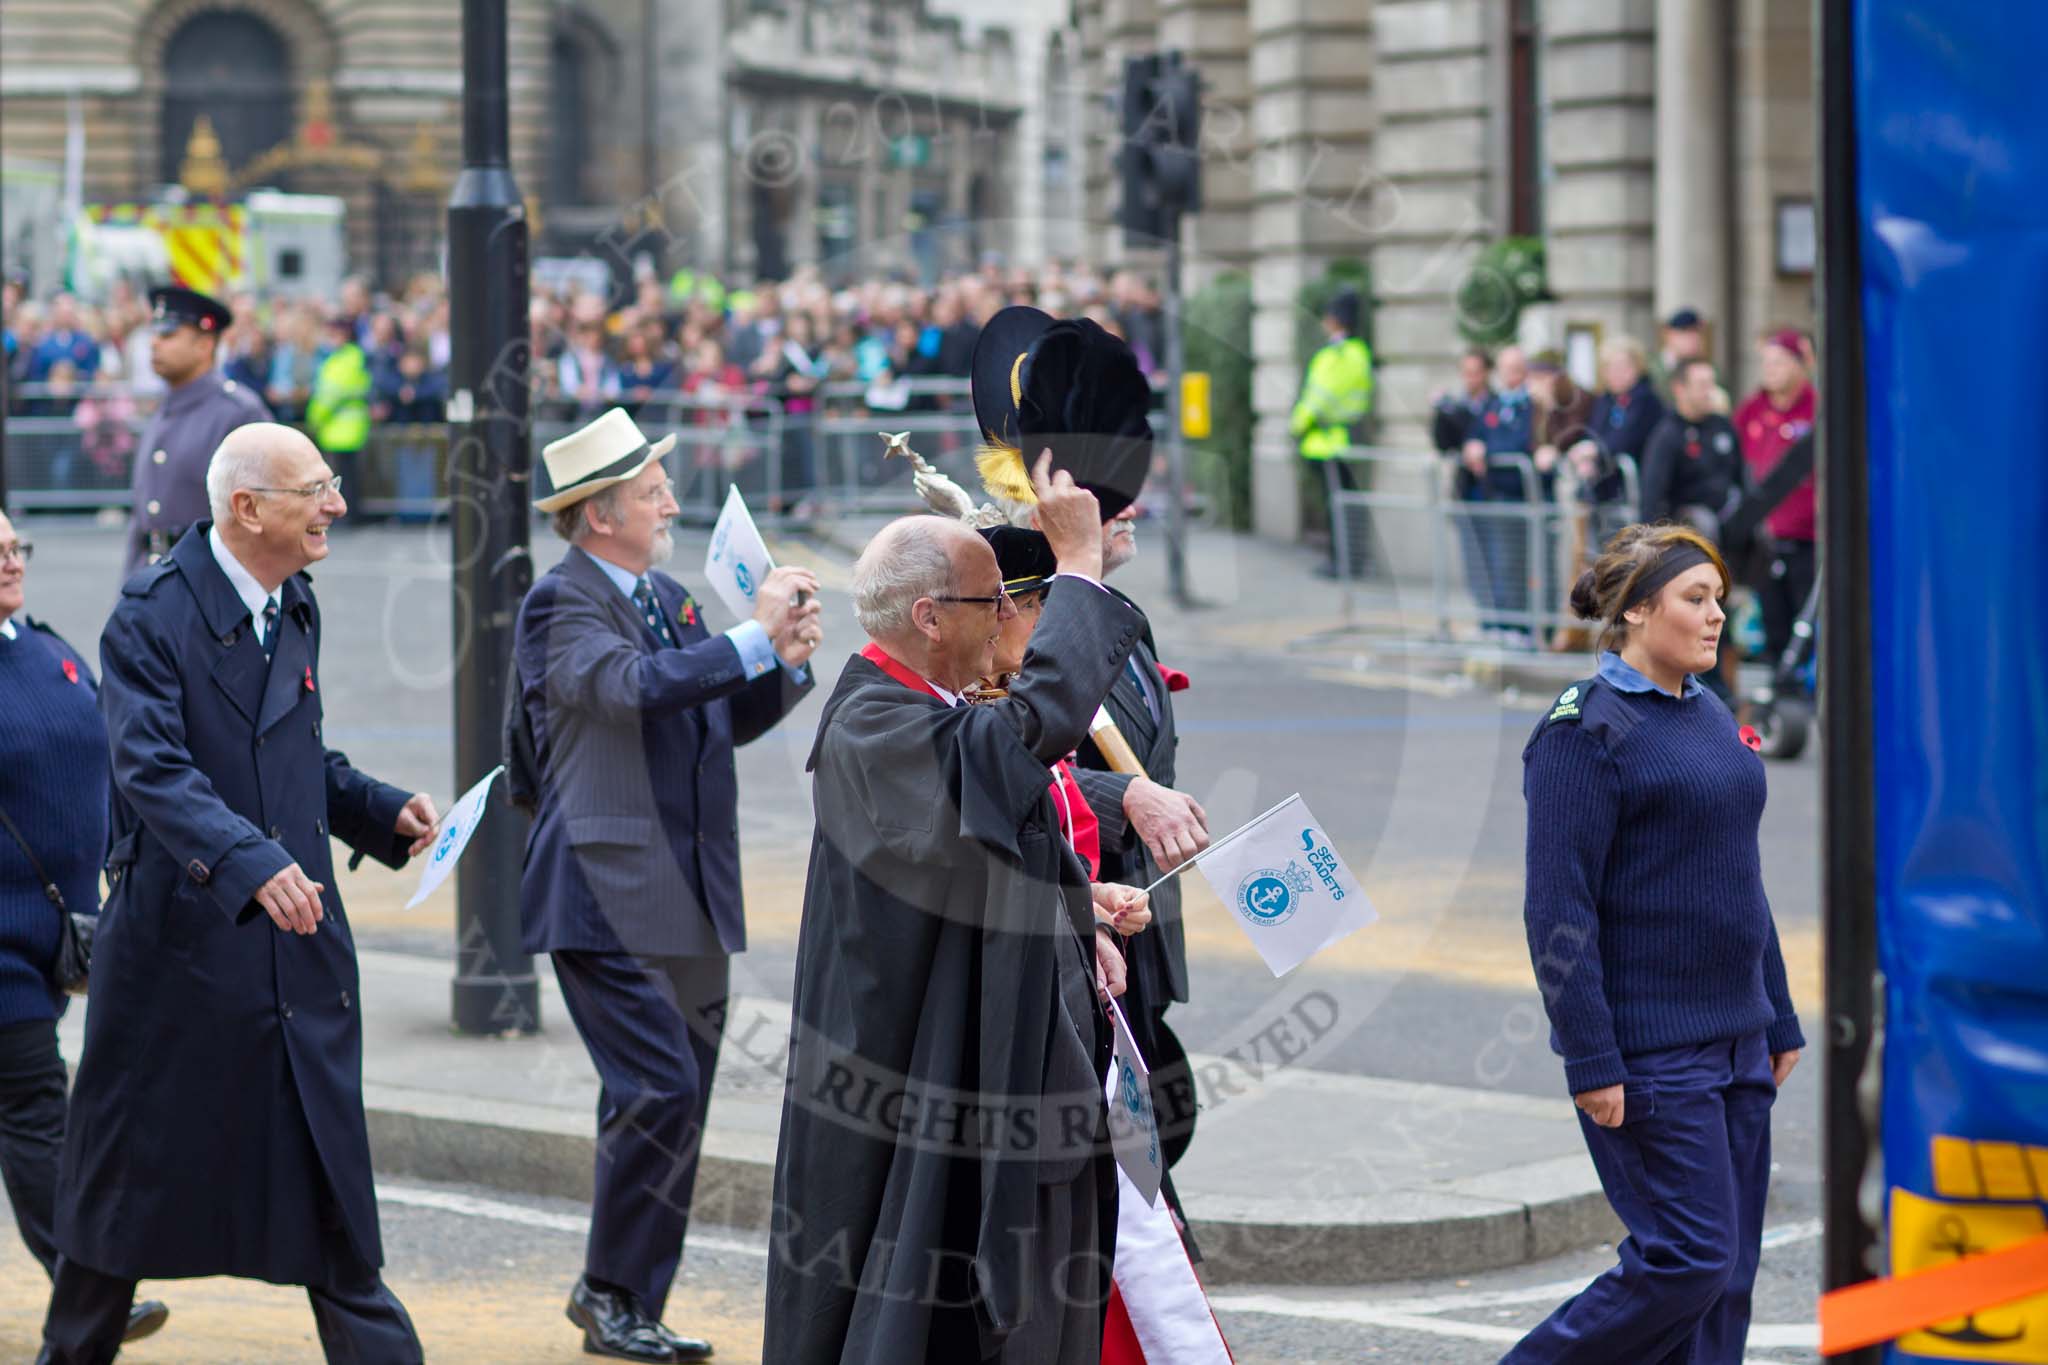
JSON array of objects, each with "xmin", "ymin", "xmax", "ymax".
[{"xmin": 40, "ymin": 424, "xmax": 439, "ymax": 1365}]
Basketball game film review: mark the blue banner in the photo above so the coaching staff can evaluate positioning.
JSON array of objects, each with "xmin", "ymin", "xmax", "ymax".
[{"xmin": 1858, "ymin": 4, "xmax": 2048, "ymax": 1358}]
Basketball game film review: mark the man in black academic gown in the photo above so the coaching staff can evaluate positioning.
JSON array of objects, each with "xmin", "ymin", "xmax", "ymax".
[{"xmin": 766, "ymin": 456, "xmax": 1144, "ymax": 1365}]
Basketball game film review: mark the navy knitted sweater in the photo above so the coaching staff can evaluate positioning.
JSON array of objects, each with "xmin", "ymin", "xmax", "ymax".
[
  {"xmin": 0, "ymin": 617, "xmax": 106, "ymax": 1025},
  {"xmin": 1522, "ymin": 671, "xmax": 1804, "ymax": 1094}
]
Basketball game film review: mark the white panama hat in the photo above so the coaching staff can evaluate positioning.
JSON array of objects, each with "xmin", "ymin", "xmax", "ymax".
[{"xmin": 533, "ymin": 408, "xmax": 677, "ymax": 513}]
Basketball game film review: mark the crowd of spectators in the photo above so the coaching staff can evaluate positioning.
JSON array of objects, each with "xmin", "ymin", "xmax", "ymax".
[
  {"xmin": 2, "ymin": 260, "xmax": 1169, "ymax": 515},
  {"xmin": 2, "ymin": 261, "xmax": 1170, "ymax": 425},
  {"xmin": 1428, "ymin": 310, "xmax": 1819, "ymax": 672}
]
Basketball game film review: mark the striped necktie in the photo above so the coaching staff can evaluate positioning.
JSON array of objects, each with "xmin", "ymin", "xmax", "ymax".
[{"xmin": 633, "ymin": 579, "xmax": 677, "ymax": 649}]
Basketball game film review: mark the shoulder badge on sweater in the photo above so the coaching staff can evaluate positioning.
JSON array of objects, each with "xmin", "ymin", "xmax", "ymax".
[{"xmin": 1547, "ymin": 683, "xmax": 1585, "ymax": 725}]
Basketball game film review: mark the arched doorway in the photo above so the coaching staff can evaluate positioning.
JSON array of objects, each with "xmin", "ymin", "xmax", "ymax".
[{"xmin": 159, "ymin": 10, "xmax": 294, "ymax": 187}]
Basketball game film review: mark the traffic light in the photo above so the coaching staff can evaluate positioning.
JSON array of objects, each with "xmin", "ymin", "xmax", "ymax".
[
  {"xmin": 1150, "ymin": 55, "xmax": 1203, "ymax": 215},
  {"xmin": 1119, "ymin": 51, "xmax": 1203, "ymax": 246},
  {"xmin": 1120, "ymin": 54, "xmax": 1167, "ymax": 243}
]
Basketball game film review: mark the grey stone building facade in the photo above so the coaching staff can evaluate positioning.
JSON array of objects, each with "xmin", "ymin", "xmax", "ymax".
[
  {"xmin": 1071, "ymin": 0, "xmax": 1816, "ymax": 539},
  {"xmin": 0, "ymin": 0, "xmax": 1044, "ymax": 287}
]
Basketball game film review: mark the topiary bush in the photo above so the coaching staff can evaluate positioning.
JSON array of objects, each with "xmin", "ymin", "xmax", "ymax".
[{"xmin": 1455, "ymin": 236, "xmax": 1546, "ymax": 345}]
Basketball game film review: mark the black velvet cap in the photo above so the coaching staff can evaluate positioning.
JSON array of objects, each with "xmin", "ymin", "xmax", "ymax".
[
  {"xmin": 970, "ymin": 305, "xmax": 1153, "ymax": 521},
  {"xmin": 976, "ymin": 526, "xmax": 1057, "ymax": 595}
]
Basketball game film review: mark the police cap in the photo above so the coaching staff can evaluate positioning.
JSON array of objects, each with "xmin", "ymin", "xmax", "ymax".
[{"xmin": 150, "ymin": 285, "xmax": 233, "ymax": 337}]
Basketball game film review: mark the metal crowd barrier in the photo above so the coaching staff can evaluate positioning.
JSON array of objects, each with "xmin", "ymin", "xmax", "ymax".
[
  {"xmin": 4, "ymin": 383, "xmax": 1652, "ymax": 632},
  {"xmin": 1321, "ymin": 446, "xmax": 1641, "ymax": 641},
  {"xmin": 1, "ymin": 379, "xmax": 991, "ymax": 524}
]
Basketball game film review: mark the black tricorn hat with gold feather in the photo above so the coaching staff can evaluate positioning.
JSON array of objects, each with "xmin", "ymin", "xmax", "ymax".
[{"xmin": 970, "ymin": 306, "xmax": 1153, "ymax": 522}]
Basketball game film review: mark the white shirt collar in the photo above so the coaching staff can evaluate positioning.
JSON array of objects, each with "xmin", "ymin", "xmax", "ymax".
[
  {"xmin": 929, "ymin": 680, "xmax": 961, "ymax": 707},
  {"xmin": 208, "ymin": 525, "xmax": 281, "ymax": 642},
  {"xmin": 0, "ymin": 618, "xmax": 15, "ymax": 640}
]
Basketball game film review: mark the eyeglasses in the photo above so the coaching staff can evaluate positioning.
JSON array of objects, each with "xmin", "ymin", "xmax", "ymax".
[
  {"xmin": 932, "ymin": 591, "xmax": 1010, "ymax": 610},
  {"xmin": 249, "ymin": 476, "xmax": 344, "ymax": 501},
  {"xmin": 0, "ymin": 541, "xmax": 31, "ymax": 564},
  {"xmin": 633, "ymin": 478, "xmax": 679, "ymax": 504}
]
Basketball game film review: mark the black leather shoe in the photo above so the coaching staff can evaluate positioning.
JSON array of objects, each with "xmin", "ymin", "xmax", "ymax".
[
  {"xmin": 653, "ymin": 1323, "xmax": 713, "ymax": 1361},
  {"xmin": 123, "ymin": 1299, "xmax": 171, "ymax": 1343},
  {"xmin": 565, "ymin": 1277, "xmax": 675, "ymax": 1362}
]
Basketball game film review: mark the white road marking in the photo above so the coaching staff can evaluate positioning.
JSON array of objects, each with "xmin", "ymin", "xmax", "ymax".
[
  {"xmin": 376, "ymin": 1182, "xmax": 769, "ymax": 1260},
  {"xmin": 1206, "ymin": 1218, "xmax": 1823, "ymax": 1353},
  {"xmin": 382, "ymin": 1182, "xmax": 1823, "ymax": 1356}
]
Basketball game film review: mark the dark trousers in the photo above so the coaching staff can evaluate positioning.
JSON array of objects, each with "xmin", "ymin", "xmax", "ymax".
[
  {"xmin": 1504, "ymin": 1032, "xmax": 1776, "ymax": 1365},
  {"xmin": 552, "ymin": 950, "xmax": 730, "ymax": 1322},
  {"xmin": 0, "ymin": 1017, "xmax": 67, "ymax": 1275},
  {"xmin": 1759, "ymin": 539, "xmax": 1818, "ymax": 662},
  {"xmin": 39, "ymin": 1256, "xmax": 421, "ymax": 1364}
]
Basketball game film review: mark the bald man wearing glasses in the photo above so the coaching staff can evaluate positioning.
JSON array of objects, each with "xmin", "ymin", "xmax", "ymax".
[{"xmin": 42, "ymin": 424, "xmax": 439, "ymax": 1365}]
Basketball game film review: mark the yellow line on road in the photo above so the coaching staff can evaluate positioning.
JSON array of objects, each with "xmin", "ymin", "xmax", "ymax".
[
  {"xmin": 0, "ymin": 1223, "xmax": 768, "ymax": 1364},
  {"xmin": 345, "ymin": 852, "xmax": 1821, "ymax": 1007}
]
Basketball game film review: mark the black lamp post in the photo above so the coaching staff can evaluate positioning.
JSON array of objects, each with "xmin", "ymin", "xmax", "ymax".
[{"xmin": 446, "ymin": 0, "xmax": 540, "ymax": 1034}]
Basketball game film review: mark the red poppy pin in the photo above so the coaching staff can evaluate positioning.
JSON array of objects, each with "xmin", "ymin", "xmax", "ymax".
[
  {"xmin": 61, "ymin": 658, "xmax": 79, "ymax": 685},
  {"xmin": 303, "ymin": 665, "xmax": 316, "ymax": 694},
  {"xmin": 679, "ymin": 598, "xmax": 698, "ymax": 629},
  {"xmin": 1739, "ymin": 724, "xmax": 1763, "ymax": 753}
]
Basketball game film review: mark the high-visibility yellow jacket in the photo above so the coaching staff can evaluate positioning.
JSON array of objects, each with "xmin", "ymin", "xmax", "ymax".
[
  {"xmin": 1290, "ymin": 335, "xmax": 1374, "ymax": 459},
  {"xmin": 308, "ymin": 343, "xmax": 371, "ymax": 455}
]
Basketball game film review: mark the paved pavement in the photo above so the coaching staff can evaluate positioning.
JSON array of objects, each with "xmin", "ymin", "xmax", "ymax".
[
  {"xmin": 9, "ymin": 510, "xmax": 1826, "ymax": 1343},
  {"xmin": 0, "ymin": 1175, "xmax": 1823, "ymax": 1364},
  {"xmin": 45, "ymin": 945, "xmax": 1621, "ymax": 1286}
]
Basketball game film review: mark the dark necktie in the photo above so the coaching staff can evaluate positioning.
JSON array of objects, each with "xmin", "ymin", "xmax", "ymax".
[
  {"xmin": 633, "ymin": 579, "xmax": 677, "ymax": 649},
  {"xmin": 1126, "ymin": 655, "xmax": 1161, "ymax": 727},
  {"xmin": 260, "ymin": 598, "xmax": 280, "ymax": 662}
]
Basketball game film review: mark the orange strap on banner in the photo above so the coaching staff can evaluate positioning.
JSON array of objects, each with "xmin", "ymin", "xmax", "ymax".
[{"xmin": 1818, "ymin": 1230, "xmax": 2048, "ymax": 1355}]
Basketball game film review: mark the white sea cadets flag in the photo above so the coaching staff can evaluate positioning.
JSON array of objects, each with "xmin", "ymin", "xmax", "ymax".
[
  {"xmin": 1104, "ymin": 996, "xmax": 1164, "ymax": 1208},
  {"xmin": 1191, "ymin": 793, "xmax": 1376, "ymax": 976},
  {"xmin": 406, "ymin": 765, "xmax": 505, "ymax": 909},
  {"xmin": 703, "ymin": 485, "xmax": 776, "ymax": 623}
]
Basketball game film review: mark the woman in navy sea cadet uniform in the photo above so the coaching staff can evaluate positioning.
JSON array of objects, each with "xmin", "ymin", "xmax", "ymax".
[
  {"xmin": 1503, "ymin": 522, "xmax": 1804, "ymax": 1365},
  {"xmin": 0, "ymin": 511, "xmax": 170, "ymax": 1347}
]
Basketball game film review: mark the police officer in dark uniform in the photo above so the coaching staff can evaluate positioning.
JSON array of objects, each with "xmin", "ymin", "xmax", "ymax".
[{"xmin": 125, "ymin": 287, "xmax": 270, "ymax": 575}]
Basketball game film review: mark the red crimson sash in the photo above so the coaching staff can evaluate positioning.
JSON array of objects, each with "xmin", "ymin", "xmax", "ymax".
[
  {"xmin": 1051, "ymin": 757, "xmax": 1100, "ymax": 878},
  {"xmin": 859, "ymin": 642, "xmax": 946, "ymax": 699},
  {"xmin": 860, "ymin": 644, "xmax": 1100, "ymax": 873}
]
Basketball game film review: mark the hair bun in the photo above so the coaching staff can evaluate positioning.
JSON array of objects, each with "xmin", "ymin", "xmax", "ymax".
[{"xmin": 1569, "ymin": 568, "xmax": 1603, "ymax": 621}]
